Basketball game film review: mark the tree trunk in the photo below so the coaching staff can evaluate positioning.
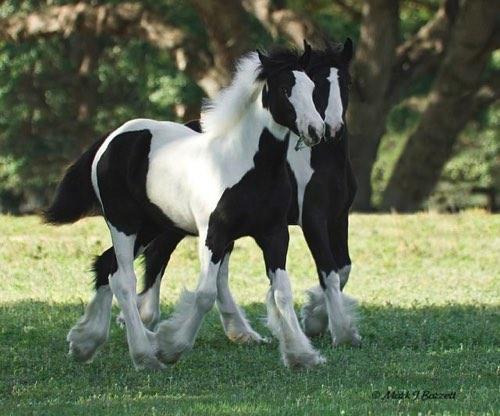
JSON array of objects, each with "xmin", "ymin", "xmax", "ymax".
[
  {"xmin": 243, "ymin": 0, "xmax": 324, "ymax": 46},
  {"xmin": 381, "ymin": 0, "xmax": 499, "ymax": 212},
  {"xmin": 72, "ymin": 34, "xmax": 103, "ymax": 152},
  {"xmin": 188, "ymin": 0, "xmax": 255, "ymax": 89},
  {"xmin": 347, "ymin": 0, "xmax": 400, "ymax": 211}
]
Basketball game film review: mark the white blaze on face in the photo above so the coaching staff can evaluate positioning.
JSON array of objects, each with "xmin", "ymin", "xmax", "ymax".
[
  {"xmin": 325, "ymin": 68, "xmax": 344, "ymax": 137},
  {"xmin": 288, "ymin": 70, "xmax": 325, "ymax": 142}
]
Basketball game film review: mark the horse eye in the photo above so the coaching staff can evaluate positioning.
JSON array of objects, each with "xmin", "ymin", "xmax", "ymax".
[{"xmin": 280, "ymin": 86, "xmax": 290, "ymax": 96}]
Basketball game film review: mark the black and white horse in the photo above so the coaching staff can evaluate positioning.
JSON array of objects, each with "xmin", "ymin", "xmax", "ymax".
[
  {"xmin": 44, "ymin": 47, "xmax": 327, "ymax": 369},
  {"xmin": 109, "ymin": 39, "xmax": 362, "ymax": 348}
]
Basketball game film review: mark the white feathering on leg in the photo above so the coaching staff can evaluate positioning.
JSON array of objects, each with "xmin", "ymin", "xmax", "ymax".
[
  {"xmin": 266, "ymin": 269, "xmax": 325, "ymax": 369},
  {"xmin": 301, "ymin": 285, "xmax": 328, "ymax": 337}
]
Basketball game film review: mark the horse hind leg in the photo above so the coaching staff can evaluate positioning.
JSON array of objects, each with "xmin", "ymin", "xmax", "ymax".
[
  {"xmin": 67, "ymin": 285, "xmax": 113, "ymax": 363},
  {"xmin": 137, "ymin": 232, "xmax": 184, "ymax": 329},
  {"xmin": 66, "ymin": 247, "xmax": 114, "ymax": 363},
  {"xmin": 133, "ymin": 276, "xmax": 163, "ymax": 330},
  {"xmin": 115, "ymin": 231, "xmax": 184, "ymax": 330},
  {"xmin": 107, "ymin": 224, "xmax": 165, "ymax": 369},
  {"xmin": 115, "ymin": 264, "xmax": 163, "ymax": 330}
]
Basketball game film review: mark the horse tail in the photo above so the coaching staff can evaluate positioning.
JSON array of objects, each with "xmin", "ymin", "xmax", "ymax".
[
  {"xmin": 43, "ymin": 134, "xmax": 108, "ymax": 225},
  {"xmin": 91, "ymin": 248, "xmax": 116, "ymax": 290}
]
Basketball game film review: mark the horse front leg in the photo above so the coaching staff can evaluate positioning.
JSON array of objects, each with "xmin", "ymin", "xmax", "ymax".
[
  {"xmin": 301, "ymin": 212, "xmax": 361, "ymax": 347},
  {"xmin": 328, "ymin": 212, "xmax": 352, "ymax": 290},
  {"xmin": 215, "ymin": 243, "xmax": 265, "ymax": 344},
  {"xmin": 155, "ymin": 228, "xmax": 222, "ymax": 365},
  {"xmin": 333, "ymin": 161, "xmax": 357, "ymax": 290},
  {"xmin": 255, "ymin": 227, "xmax": 324, "ymax": 369}
]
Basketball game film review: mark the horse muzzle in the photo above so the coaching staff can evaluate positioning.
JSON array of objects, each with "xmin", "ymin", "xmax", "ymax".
[
  {"xmin": 301, "ymin": 123, "xmax": 325, "ymax": 147},
  {"xmin": 325, "ymin": 122, "xmax": 345, "ymax": 142}
]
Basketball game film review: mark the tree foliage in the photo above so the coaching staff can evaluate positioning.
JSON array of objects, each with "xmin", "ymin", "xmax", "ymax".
[{"xmin": 0, "ymin": 0, "xmax": 498, "ymax": 213}]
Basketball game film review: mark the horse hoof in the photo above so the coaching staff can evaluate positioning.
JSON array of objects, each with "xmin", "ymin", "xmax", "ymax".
[
  {"xmin": 302, "ymin": 314, "xmax": 328, "ymax": 337},
  {"xmin": 155, "ymin": 319, "xmax": 194, "ymax": 364},
  {"xmin": 156, "ymin": 349, "xmax": 185, "ymax": 365},
  {"xmin": 68, "ymin": 341, "xmax": 97, "ymax": 364},
  {"xmin": 67, "ymin": 327, "xmax": 106, "ymax": 364},
  {"xmin": 351, "ymin": 332, "xmax": 362, "ymax": 348},
  {"xmin": 333, "ymin": 329, "xmax": 362, "ymax": 348},
  {"xmin": 228, "ymin": 330, "xmax": 267, "ymax": 345},
  {"xmin": 133, "ymin": 354, "xmax": 167, "ymax": 370},
  {"xmin": 284, "ymin": 351, "xmax": 326, "ymax": 370}
]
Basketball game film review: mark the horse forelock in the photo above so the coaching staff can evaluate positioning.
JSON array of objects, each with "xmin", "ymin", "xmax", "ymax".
[
  {"xmin": 256, "ymin": 47, "xmax": 304, "ymax": 80},
  {"xmin": 307, "ymin": 46, "xmax": 346, "ymax": 74}
]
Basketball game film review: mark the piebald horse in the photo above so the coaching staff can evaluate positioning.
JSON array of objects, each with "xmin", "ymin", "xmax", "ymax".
[
  {"xmin": 113, "ymin": 39, "xmax": 361, "ymax": 348},
  {"xmin": 44, "ymin": 47, "xmax": 326, "ymax": 369}
]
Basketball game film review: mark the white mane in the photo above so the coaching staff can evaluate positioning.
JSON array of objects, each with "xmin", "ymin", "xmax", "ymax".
[{"xmin": 201, "ymin": 52, "xmax": 264, "ymax": 138}]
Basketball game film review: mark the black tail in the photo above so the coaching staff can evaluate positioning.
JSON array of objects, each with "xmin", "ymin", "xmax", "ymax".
[{"xmin": 43, "ymin": 135, "xmax": 108, "ymax": 225}]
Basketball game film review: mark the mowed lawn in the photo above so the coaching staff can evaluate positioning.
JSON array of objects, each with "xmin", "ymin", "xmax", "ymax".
[{"xmin": 0, "ymin": 212, "xmax": 498, "ymax": 415}]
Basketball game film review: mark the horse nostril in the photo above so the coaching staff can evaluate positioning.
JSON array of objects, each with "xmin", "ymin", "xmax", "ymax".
[
  {"xmin": 325, "ymin": 125, "xmax": 331, "ymax": 140},
  {"xmin": 326, "ymin": 123, "xmax": 345, "ymax": 141},
  {"xmin": 308, "ymin": 125, "xmax": 321, "ymax": 145},
  {"xmin": 334, "ymin": 123, "xmax": 346, "ymax": 140}
]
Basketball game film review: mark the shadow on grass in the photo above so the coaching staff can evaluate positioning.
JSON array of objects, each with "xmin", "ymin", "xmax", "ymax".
[{"xmin": 0, "ymin": 300, "xmax": 498, "ymax": 414}]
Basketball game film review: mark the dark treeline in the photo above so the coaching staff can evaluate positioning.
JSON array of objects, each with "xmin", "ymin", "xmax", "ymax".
[{"xmin": 0, "ymin": 0, "xmax": 498, "ymax": 214}]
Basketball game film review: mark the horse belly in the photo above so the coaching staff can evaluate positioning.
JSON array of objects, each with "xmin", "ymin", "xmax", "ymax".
[
  {"xmin": 147, "ymin": 177, "xmax": 199, "ymax": 234},
  {"xmin": 146, "ymin": 146, "xmax": 225, "ymax": 235}
]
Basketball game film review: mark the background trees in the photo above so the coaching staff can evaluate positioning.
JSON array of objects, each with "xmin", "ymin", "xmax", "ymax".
[{"xmin": 0, "ymin": 0, "xmax": 498, "ymax": 213}]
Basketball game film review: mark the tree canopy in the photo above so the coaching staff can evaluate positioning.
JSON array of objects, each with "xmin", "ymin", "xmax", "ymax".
[{"xmin": 0, "ymin": 0, "xmax": 498, "ymax": 213}]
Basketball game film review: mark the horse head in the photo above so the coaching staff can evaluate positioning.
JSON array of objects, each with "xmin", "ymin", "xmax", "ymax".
[
  {"xmin": 257, "ymin": 48, "xmax": 325, "ymax": 147},
  {"xmin": 307, "ymin": 38, "xmax": 353, "ymax": 141}
]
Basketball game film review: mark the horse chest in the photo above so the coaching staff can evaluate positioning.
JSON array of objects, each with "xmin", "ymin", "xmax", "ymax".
[
  {"xmin": 304, "ymin": 144, "xmax": 350, "ymax": 216},
  {"xmin": 207, "ymin": 131, "xmax": 291, "ymax": 239},
  {"xmin": 286, "ymin": 142, "xmax": 314, "ymax": 225},
  {"xmin": 208, "ymin": 163, "xmax": 291, "ymax": 239}
]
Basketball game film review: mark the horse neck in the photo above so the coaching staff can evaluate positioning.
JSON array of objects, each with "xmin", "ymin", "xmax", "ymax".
[
  {"xmin": 218, "ymin": 93, "xmax": 290, "ymax": 154},
  {"xmin": 310, "ymin": 128, "xmax": 350, "ymax": 168}
]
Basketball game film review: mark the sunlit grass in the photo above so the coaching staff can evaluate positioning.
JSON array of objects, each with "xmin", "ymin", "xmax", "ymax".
[{"xmin": 0, "ymin": 212, "xmax": 498, "ymax": 415}]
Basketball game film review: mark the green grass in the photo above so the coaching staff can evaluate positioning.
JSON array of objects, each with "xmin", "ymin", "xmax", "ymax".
[{"xmin": 0, "ymin": 213, "xmax": 499, "ymax": 415}]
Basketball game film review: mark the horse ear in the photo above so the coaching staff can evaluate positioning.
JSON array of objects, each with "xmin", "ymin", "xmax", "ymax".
[
  {"xmin": 341, "ymin": 38, "xmax": 354, "ymax": 63},
  {"xmin": 257, "ymin": 49, "xmax": 271, "ymax": 68},
  {"xmin": 299, "ymin": 40, "xmax": 312, "ymax": 69}
]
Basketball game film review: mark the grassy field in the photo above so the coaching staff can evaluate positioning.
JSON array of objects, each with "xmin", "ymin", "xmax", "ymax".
[{"xmin": 0, "ymin": 212, "xmax": 498, "ymax": 415}]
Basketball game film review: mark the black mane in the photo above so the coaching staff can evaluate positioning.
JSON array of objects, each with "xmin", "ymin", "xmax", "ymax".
[{"xmin": 256, "ymin": 46, "xmax": 304, "ymax": 80}]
